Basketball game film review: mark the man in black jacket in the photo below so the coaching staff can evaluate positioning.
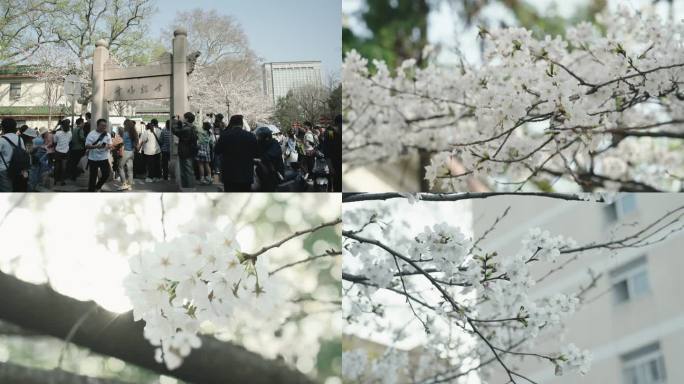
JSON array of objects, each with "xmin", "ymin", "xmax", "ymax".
[
  {"xmin": 215, "ymin": 115, "xmax": 257, "ymax": 192},
  {"xmin": 171, "ymin": 112, "xmax": 198, "ymax": 189},
  {"xmin": 255, "ymin": 126, "xmax": 284, "ymax": 192}
]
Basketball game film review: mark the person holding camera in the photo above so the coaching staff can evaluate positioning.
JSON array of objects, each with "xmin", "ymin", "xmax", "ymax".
[
  {"xmin": 160, "ymin": 119, "xmax": 173, "ymax": 181},
  {"xmin": 139, "ymin": 121, "xmax": 163, "ymax": 183},
  {"xmin": 85, "ymin": 118, "xmax": 112, "ymax": 192}
]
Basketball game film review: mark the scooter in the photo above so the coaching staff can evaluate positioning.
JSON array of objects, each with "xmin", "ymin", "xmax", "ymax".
[{"xmin": 310, "ymin": 151, "xmax": 331, "ymax": 192}]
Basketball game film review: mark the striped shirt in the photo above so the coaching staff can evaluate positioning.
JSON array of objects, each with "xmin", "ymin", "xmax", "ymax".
[{"xmin": 160, "ymin": 128, "xmax": 173, "ymax": 153}]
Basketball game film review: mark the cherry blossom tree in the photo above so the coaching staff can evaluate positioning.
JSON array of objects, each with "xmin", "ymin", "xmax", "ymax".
[
  {"xmin": 341, "ymin": 192, "xmax": 684, "ymax": 383},
  {"xmin": 168, "ymin": 9, "xmax": 273, "ymax": 125},
  {"xmin": 343, "ymin": 6, "xmax": 684, "ymax": 192}
]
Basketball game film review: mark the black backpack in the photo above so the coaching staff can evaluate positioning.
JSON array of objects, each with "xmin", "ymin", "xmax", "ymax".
[{"xmin": 0, "ymin": 136, "xmax": 30, "ymax": 180}]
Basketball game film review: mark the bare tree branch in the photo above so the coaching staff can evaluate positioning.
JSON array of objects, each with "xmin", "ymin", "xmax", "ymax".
[
  {"xmin": 243, "ymin": 218, "xmax": 341, "ymax": 261},
  {"xmin": 342, "ymin": 192, "xmax": 608, "ymax": 204}
]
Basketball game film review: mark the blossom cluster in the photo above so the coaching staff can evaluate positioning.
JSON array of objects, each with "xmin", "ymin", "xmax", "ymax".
[
  {"xmin": 521, "ymin": 227, "xmax": 577, "ymax": 262},
  {"xmin": 343, "ymin": 6, "xmax": 684, "ymax": 191},
  {"xmin": 341, "ymin": 349, "xmax": 368, "ymax": 381},
  {"xmin": 123, "ymin": 229, "xmax": 278, "ymax": 369},
  {"xmin": 343, "ymin": 217, "xmax": 591, "ymax": 383},
  {"xmin": 415, "ymin": 223, "xmax": 473, "ymax": 273},
  {"xmin": 343, "ymin": 348, "xmax": 408, "ymax": 384},
  {"xmin": 556, "ymin": 343, "xmax": 593, "ymax": 376}
]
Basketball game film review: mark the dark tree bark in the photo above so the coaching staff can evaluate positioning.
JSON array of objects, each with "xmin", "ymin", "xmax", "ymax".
[
  {"xmin": 0, "ymin": 361, "xmax": 129, "ymax": 384},
  {"xmin": 0, "ymin": 271, "xmax": 317, "ymax": 384},
  {"xmin": 0, "ymin": 320, "xmax": 39, "ymax": 336}
]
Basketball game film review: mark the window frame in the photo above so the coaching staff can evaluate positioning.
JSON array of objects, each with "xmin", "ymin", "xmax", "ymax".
[
  {"xmin": 9, "ymin": 82, "xmax": 21, "ymax": 100},
  {"xmin": 610, "ymin": 256, "xmax": 651, "ymax": 304},
  {"xmin": 615, "ymin": 194, "xmax": 638, "ymax": 219},
  {"xmin": 621, "ymin": 344, "xmax": 667, "ymax": 384}
]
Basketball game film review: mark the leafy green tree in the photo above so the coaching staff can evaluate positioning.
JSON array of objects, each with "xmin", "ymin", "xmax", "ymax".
[
  {"xmin": 343, "ymin": 0, "xmax": 611, "ymax": 68},
  {"xmin": 343, "ymin": 0, "xmax": 430, "ymax": 70}
]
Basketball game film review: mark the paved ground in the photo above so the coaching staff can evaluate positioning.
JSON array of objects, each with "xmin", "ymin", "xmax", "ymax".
[{"xmin": 45, "ymin": 173, "xmax": 223, "ymax": 192}]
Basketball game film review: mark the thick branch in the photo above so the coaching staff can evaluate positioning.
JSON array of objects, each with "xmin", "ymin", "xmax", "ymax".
[
  {"xmin": 0, "ymin": 271, "xmax": 316, "ymax": 384},
  {"xmin": 342, "ymin": 192, "xmax": 607, "ymax": 203}
]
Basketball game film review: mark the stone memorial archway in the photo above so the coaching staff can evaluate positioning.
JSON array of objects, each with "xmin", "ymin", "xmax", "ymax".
[{"xmin": 91, "ymin": 28, "xmax": 199, "ymax": 189}]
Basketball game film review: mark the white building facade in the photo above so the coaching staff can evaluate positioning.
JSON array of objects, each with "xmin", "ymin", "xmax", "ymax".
[
  {"xmin": 473, "ymin": 194, "xmax": 684, "ymax": 384},
  {"xmin": 262, "ymin": 61, "xmax": 323, "ymax": 105},
  {"xmin": 0, "ymin": 65, "xmax": 74, "ymax": 129},
  {"xmin": 0, "ymin": 65, "xmax": 165, "ymax": 130}
]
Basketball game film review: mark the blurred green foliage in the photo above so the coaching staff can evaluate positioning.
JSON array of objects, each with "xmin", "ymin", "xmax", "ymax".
[
  {"xmin": 343, "ymin": 0, "xmax": 610, "ymax": 69},
  {"xmin": 0, "ymin": 334, "xmax": 178, "ymax": 384},
  {"xmin": 343, "ymin": 0, "xmax": 430, "ymax": 70}
]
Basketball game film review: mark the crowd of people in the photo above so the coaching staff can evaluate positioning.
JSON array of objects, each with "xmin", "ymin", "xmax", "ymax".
[{"xmin": 0, "ymin": 111, "xmax": 341, "ymax": 192}]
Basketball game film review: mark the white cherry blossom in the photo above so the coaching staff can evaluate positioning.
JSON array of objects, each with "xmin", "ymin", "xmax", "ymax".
[
  {"xmin": 343, "ymin": 6, "xmax": 684, "ymax": 192},
  {"xmin": 123, "ymin": 228, "xmax": 283, "ymax": 370}
]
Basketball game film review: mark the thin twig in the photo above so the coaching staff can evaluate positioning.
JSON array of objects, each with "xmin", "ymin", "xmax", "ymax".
[
  {"xmin": 0, "ymin": 194, "xmax": 27, "ymax": 229},
  {"xmin": 269, "ymin": 249, "xmax": 341, "ymax": 276},
  {"xmin": 57, "ymin": 304, "xmax": 98, "ymax": 368},
  {"xmin": 159, "ymin": 193, "xmax": 166, "ymax": 241},
  {"xmin": 243, "ymin": 218, "xmax": 341, "ymax": 261}
]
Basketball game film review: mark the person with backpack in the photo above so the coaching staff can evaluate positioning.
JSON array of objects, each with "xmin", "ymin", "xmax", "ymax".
[
  {"xmin": 67, "ymin": 117, "xmax": 86, "ymax": 181},
  {"xmin": 85, "ymin": 118, "xmax": 112, "ymax": 192},
  {"xmin": 53, "ymin": 119, "xmax": 72, "ymax": 186},
  {"xmin": 160, "ymin": 120, "xmax": 173, "ymax": 181},
  {"xmin": 121, "ymin": 119, "xmax": 138, "ymax": 190},
  {"xmin": 43, "ymin": 126, "xmax": 55, "ymax": 173},
  {"xmin": 172, "ymin": 112, "xmax": 198, "ymax": 189},
  {"xmin": 139, "ymin": 122, "xmax": 162, "ymax": 183},
  {"xmin": 29, "ymin": 128, "xmax": 50, "ymax": 191},
  {"xmin": 196, "ymin": 122, "xmax": 214, "ymax": 185},
  {"xmin": 0, "ymin": 118, "xmax": 30, "ymax": 192},
  {"xmin": 111, "ymin": 127, "xmax": 125, "ymax": 186},
  {"xmin": 301, "ymin": 121, "xmax": 317, "ymax": 175},
  {"xmin": 254, "ymin": 126, "xmax": 284, "ymax": 192}
]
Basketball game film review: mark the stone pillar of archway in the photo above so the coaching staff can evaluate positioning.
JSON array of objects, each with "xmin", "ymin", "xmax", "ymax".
[
  {"xmin": 172, "ymin": 28, "xmax": 188, "ymax": 116},
  {"xmin": 91, "ymin": 39, "xmax": 109, "ymax": 127},
  {"xmin": 171, "ymin": 28, "xmax": 189, "ymax": 190}
]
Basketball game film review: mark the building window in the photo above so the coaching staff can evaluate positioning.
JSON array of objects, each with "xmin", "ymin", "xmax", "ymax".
[
  {"xmin": 622, "ymin": 343, "xmax": 667, "ymax": 384},
  {"xmin": 616, "ymin": 194, "xmax": 638, "ymax": 218},
  {"xmin": 607, "ymin": 194, "xmax": 638, "ymax": 221},
  {"xmin": 610, "ymin": 256, "xmax": 650, "ymax": 304},
  {"xmin": 9, "ymin": 82, "xmax": 21, "ymax": 100}
]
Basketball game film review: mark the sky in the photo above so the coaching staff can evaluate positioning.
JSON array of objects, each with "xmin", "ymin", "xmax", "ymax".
[{"xmin": 149, "ymin": 0, "xmax": 342, "ymax": 80}]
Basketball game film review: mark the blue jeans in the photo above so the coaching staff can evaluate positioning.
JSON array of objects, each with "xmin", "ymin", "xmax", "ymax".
[
  {"xmin": 0, "ymin": 170, "xmax": 11, "ymax": 192},
  {"xmin": 179, "ymin": 157, "xmax": 195, "ymax": 188}
]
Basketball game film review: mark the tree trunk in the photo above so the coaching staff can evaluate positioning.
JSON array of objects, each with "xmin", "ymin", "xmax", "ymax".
[
  {"xmin": 0, "ymin": 271, "xmax": 317, "ymax": 384},
  {"xmin": 0, "ymin": 361, "xmax": 130, "ymax": 384}
]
